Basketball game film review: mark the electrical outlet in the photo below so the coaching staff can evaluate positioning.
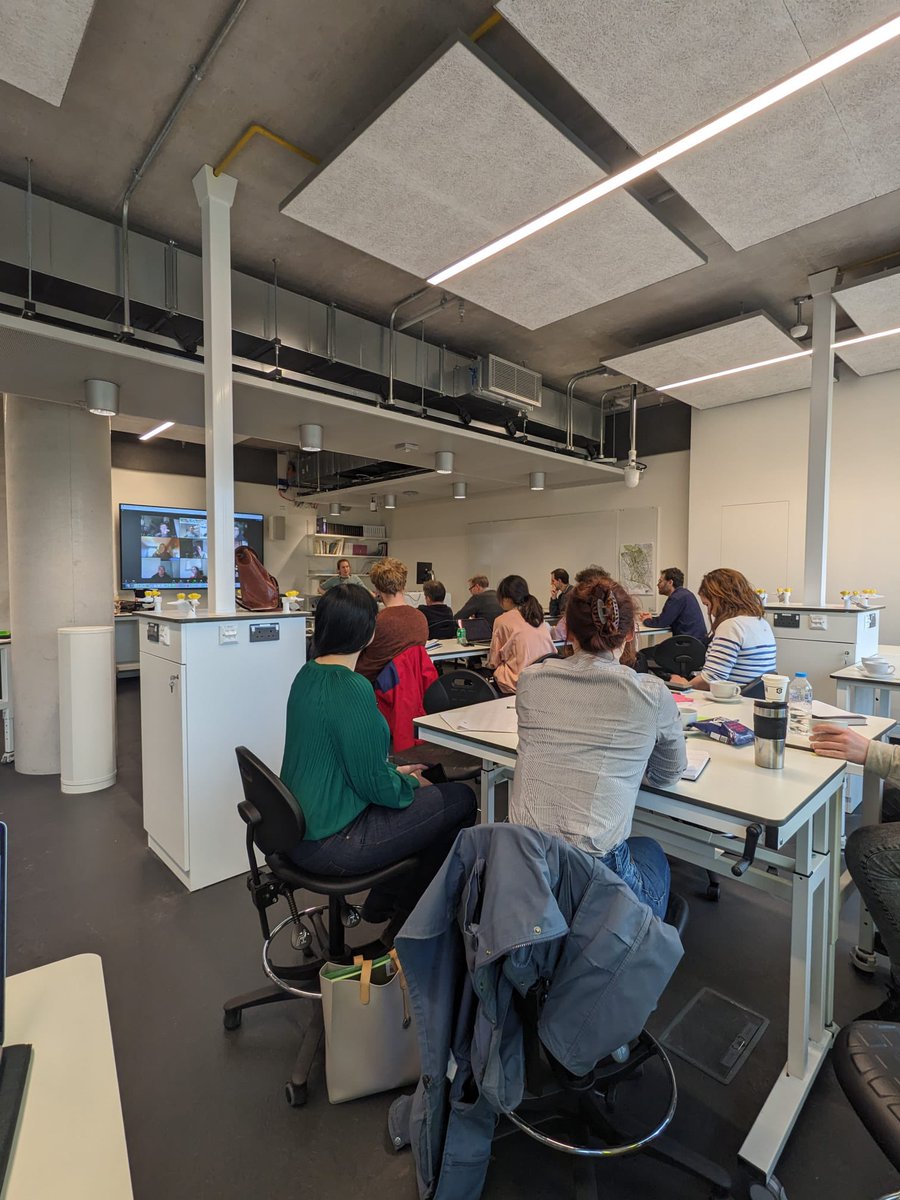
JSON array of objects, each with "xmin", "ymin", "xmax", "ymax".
[
  {"xmin": 159, "ymin": 624, "xmax": 171, "ymax": 646},
  {"xmin": 808, "ymin": 614, "xmax": 828, "ymax": 630},
  {"xmin": 249, "ymin": 623, "xmax": 280, "ymax": 643},
  {"xmin": 219, "ymin": 624, "xmax": 239, "ymax": 645}
]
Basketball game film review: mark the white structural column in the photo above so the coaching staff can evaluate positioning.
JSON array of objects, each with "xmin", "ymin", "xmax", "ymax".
[
  {"xmin": 192, "ymin": 165, "xmax": 238, "ymax": 614},
  {"xmin": 4, "ymin": 396, "xmax": 114, "ymax": 774},
  {"xmin": 0, "ymin": 408, "xmax": 9, "ymax": 630},
  {"xmin": 803, "ymin": 267, "xmax": 839, "ymax": 606}
]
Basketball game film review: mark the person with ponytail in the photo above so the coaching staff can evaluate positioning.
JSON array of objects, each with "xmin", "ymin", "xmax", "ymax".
[
  {"xmin": 509, "ymin": 575, "xmax": 686, "ymax": 917},
  {"xmin": 488, "ymin": 574, "xmax": 555, "ymax": 694}
]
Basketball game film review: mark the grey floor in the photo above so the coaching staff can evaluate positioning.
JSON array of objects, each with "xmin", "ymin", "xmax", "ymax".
[{"xmin": 1, "ymin": 679, "xmax": 896, "ymax": 1200}]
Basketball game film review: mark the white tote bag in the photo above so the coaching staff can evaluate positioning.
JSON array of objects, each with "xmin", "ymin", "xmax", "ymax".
[{"xmin": 319, "ymin": 949, "xmax": 420, "ymax": 1104}]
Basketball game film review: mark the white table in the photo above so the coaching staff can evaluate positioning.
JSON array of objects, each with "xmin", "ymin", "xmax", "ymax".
[
  {"xmin": 636, "ymin": 623, "xmax": 671, "ymax": 646},
  {"xmin": 426, "ymin": 639, "xmax": 489, "ymax": 663},
  {"xmin": 414, "ymin": 695, "xmax": 896, "ymax": 1184},
  {"xmin": 832, "ymin": 645, "xmax": 900, "ymax": 718},
  {"xmin": 2, "ymin": 954, "xmax": 133, "ymax": 1199},
  {"xmin": 0, "ymin": 638, "xmax": 12, "ymax": 764}
]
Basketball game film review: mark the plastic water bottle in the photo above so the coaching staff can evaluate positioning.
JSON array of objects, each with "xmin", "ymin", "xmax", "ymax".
[
  {"xmin": 788, "ymin": 671, "xmax": 813, "ymax": 734},
  {"xmin": 456, "ymin": 619, "xmax": 466, "ymax": 645}
]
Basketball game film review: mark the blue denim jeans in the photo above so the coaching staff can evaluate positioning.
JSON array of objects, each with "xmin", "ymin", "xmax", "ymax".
[{"xmin": 600, "ymin": 836, "xmax": 670, "ymax": 918}]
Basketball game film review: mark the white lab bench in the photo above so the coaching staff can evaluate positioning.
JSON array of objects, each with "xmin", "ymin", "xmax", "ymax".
[
  {"xmin": 136, "ymin": 610, "xmax": 306, "ymax": 891},
  {"xmin": 764, "ymin": 603, "xmax": 882, "ymax": 702}
]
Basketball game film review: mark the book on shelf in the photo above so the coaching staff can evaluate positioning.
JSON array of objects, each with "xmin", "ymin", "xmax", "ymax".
[{"xmin": 314, "ymin": 537, "xmax": 344, "ymax": 556}]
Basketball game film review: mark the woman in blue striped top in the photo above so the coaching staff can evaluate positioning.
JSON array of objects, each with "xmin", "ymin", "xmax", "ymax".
[{"xmin": 670, "ymin": 568, "xmax": 776, "ymax": 690}]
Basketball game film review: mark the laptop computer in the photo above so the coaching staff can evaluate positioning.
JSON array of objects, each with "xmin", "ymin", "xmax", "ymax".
[
  {"xmin": 0, "ymin": 821, "xmax": 34, "ymax": 1188},
  {"xmin": 462, "ymin": 617, "xmax": 493, "ymax": 646}
]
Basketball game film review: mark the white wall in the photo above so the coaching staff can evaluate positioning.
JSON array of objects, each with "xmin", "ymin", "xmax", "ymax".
[
  {"xmin": 688, "ymin": 368, "xmax": 900, "ymax": 645},
  {"xmin": 0, "ymin": 410, "xmax": 8, "ymax": 630},
  {"xmin": 390, "ymin": 450, "xmax": 690, "ymax": 608},
  {"xmin": 111, "ymin": 468, "xmax": 316, "ymax": 595}
]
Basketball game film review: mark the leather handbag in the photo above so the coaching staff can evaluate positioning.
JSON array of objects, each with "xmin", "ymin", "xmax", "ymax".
[
  {"xmin": 319, "ymin": 949, "xmax": 420, "ymax": 1104},
  {"xmin": 235, "ymin": 546, "xmax": 280, "ymax": 611}
]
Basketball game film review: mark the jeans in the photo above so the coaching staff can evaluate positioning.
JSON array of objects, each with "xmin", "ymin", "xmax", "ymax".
[
  {"xmin": 289, "ymin": 782, "xmax": 477, "ymax": 918},
  {"xmin": 601, "ymin": 836, "xmax": 670, "ymax": 919},
  {"xmin": 846, "ymin": 822, "xmax": 900, "ymax": 987}
]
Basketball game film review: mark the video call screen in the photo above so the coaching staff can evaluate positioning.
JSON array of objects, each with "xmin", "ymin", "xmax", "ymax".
[{"xmin": 119, "ymin": 504, "xmax": 264, "ymax": 591}]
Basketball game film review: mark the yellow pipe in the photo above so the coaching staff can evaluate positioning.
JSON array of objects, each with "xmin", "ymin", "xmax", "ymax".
[
  {"xmin": 470, "ymin": 10, "xmax": 502, "ymax": 41},
  {"xmin": 213, "ymin": 123, "xmax": 319, "ymax": 177}
]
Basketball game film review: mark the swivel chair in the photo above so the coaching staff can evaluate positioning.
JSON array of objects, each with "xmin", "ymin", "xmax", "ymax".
[
  {"xmin": 223, "ymin": 746, "xmax": 420, "ymax": 1107},
  {"xmin": 499, "ymin": 893, "xmax": 734, "ymax": 1199},
  {"xmin": 831, "ymin": 1022, "xmax": 900, "ymax": 1200},
  {"xmin": 649, "ymin": 635, "xmax": 707, "ymax": 681}
]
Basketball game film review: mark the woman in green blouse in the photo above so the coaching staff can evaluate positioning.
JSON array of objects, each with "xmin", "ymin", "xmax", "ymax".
[{"xmin": 281, "ymin": 583, "xmax": 476, "ymax": 929}]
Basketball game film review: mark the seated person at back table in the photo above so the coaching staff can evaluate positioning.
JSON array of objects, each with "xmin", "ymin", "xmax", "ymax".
[
  {"xmin": 417, "ymin": 579, "xmax": 456, "ymax": 639},
  {"xmin": 669, "ymin": 567, "xmax": 776, "ymax": 690},
  {"xmin": 640, "ymin": 567, "xmax": 707, "ymax": 640},
  {"xmin": 319, "ymin": 557, "xmax": 366, "ymax": 595},
  {"xmin": 281, "ymin": 583, "xmax": 476, "ymax": 936},
  {"xmin": 810, "ymin": 724, "xmax": 900, "ymax": 1020},
  {"xmin": 548, "ymin": 568, "xmax": 573, "ymax": 619},
  {"xmin": 488, "ymin": 574, "xmax": 555, "ymax": 694},
  {"xmin": 356, "ymin": 557, "xmax": 428, "ymax": 683},
  {"xmin": 555, "ymin": 564, "xmax": 610, "ymax": 643},
  {"xmin": 454, "ymin": 575, "xmax": 503, "ymax": 630},
  {"xmin": 510, "ymin": 574, "xmax": 686, "ymax": 917}
]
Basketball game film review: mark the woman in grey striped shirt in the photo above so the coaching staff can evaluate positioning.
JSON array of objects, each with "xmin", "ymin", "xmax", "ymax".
[{"xmin": 509, "ymin": 576, "xmax": 686, "ymax": 917}]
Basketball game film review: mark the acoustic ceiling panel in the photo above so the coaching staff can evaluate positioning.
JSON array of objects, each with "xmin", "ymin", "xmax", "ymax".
[
  {"xmin": 835, "ymin": 267, "xmax": 900, "ymax": 335},
  {"xmin": 0, "ymin": 0, "xmax": 96, "ymax": 106},
  {"xmin": 281, "ymin": 38, "xmax": 704, "ymax": 329},
  {"xmin": 604, "ymin": 313, "xmax": 812, "ymax": 409},
  {"xmin": 834, "ymin": 338, "xmax": 900, "ymax": 377},
  {"xmin": 497, "ymin": 0, "xmax": 899, "ymax": 249}
]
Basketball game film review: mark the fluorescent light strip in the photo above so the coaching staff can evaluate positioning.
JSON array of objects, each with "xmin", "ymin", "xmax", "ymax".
[
  {"xmin": 833, "ymin": 324, "xmax": 900, "ymax": 349},
  {"xmin": 658, "ymin": 325, "xmax": 900, "ymax": 391},
  {"xmin": 427, "ymin": 14, "xmax": 900, "ymax": 286},
  {"xmin": 139, "ymin": 420, "xmax": 175, "ymax": 441}
]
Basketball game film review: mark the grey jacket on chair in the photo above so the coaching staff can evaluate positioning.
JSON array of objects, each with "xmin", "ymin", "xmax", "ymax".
[{"xmin": 388, "ymin": 824, "xmax": 683, "ymax": 1200}]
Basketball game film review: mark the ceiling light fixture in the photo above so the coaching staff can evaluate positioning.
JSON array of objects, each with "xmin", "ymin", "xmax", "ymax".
[
  {"xmin": 85, "ymin": 378, "xmax": 119, "ymax": 416},
  {"xmin": 384, "ymin": 493, "xmax": 396, "ymax": 509},
  {"xmin": 427, "ymin": 14, "xmax": 900, "ymax": 287},
  {"xmin": 139, "ymin": 420, "xmax": 175, "ymax": 441},
  {"xmin": 529, "ymin": 471, "xmax": 545, "ymax": 491},
  {"xmin": 453, "ymin": 482, "xmax": 467, "ymax": 500},
  {"xmin": 299, "ymin": 423, "xmax": 323, "ymax": 451},
  {"xmin": 329, "ymin": 502, "xmax": 342, "ymax": 517},
  {"xmin": 656, "ymin": 325, "xmax": 900, "ymax": 392},
  {"xmin": 435, "ymin": 450, "xmax": 454, "ymax": 474}
]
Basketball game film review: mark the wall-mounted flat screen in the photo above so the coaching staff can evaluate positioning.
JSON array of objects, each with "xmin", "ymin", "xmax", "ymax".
[{"xmin": 119, "ymin": 504, "xmax": 264, "ymax": 590}]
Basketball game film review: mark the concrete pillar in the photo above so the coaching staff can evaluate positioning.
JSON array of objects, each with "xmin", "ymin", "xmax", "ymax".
[
  {"xmin": 803, "ymin": 267, "xmax": 839, "ymax": 606},
  {"xmin": 4, "ymin": 395, "xmax": 113, "ymax": 774},
  {"xmin": 192, "ymin": 165, "xmax": 238, "ymax": 615}
]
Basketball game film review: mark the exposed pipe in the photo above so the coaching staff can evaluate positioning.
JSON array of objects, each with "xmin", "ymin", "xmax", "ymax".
[
  {"xmin": 120, "ymin": 0, "xmax": 251, "ymax": 334},
  {"xmin": 24, "ymin": 158, "xmax": 33, "ymax": 314},
  {"xmin": 565, "ymin": 366, "xmax": 608, "ymax": 451},
  {"xmin": 213, "ymin": 122, "xmax": 320, "ymax": 177},
  {"xmin": 470, "ymin": 10, "xmax": 503, "ymax": 41},
  {"xmin": 395, "ymin": 293, "xmax": 448, "ymax": 332},
  {"xmin": 387, "ymin": 287, "xmax": 429, "ymax": 406}
]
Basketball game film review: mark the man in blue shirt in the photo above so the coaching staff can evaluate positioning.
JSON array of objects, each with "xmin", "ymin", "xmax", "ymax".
[{"xmin": 641, "ymin": 568, "xmax": 707, "ymax": 641}]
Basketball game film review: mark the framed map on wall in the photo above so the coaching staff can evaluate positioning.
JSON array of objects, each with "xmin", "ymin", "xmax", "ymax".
[{"xmin": 619, "ymin": 542, "xmax": 656, "ymax": 596}]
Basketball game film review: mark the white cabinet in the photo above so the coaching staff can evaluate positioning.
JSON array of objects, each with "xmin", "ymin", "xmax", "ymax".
[
  {"xmin": 138, "ymin": 612, "xmax": 307, "ymax": 891},
  {"xmin": 765, "ymin": 605, "xmax": 881, "ymax": 702}
]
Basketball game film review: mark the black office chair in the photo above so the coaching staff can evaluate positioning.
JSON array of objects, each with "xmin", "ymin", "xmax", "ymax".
[
  {"xmin": 393, "ymin": 669, "xmax": 499, "ymax": 777},
  {"xmin": 649, "ymin": 635, "xmax": 707, "ymax": 681},
  {"xmin": 533, "ymin": 650, "xmax": 564, "ymax": 664},
  {"xmin": 831, "ymin": 1022, "xmax": 900, "ymax": 1200},
  {"xmin": 499, "ymin": 893, "xmax": 733, "ymax": 1199},
  {"xmin": 223, "ymin": 746, "xmax": 420, "ymax": 1107}
]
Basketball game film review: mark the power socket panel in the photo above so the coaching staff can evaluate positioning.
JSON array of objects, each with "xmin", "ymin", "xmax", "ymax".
[{"xmin": 249, "ymin": 623, "xmax": 280, "ymax": 643}]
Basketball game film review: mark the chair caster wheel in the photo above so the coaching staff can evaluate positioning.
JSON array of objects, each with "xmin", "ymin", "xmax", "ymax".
[
  {"xmin": 706, "ymin": 882, "xmax": 721, "ymax": 902},
  {"xmin": 749, "ymin": 1175, "xmax": 787, "ymax": 1199},
  {"xmin": 285, "ymin": 1081, "xmax": 307, "ymax": 1107},
  {"xmin": 223, "ymin": 1009, "xmax": 242, "ymax": 1031}
]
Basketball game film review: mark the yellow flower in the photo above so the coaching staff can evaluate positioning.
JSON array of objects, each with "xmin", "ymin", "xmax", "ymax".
[
  {"xmin": 177, "ymin": 592, "xmax": 186, "ymax": 600},
  {"xmin": 285, "ymin": 589, "xmax": 299, "ymax": 598},
  {"xmin": 188, "ymin": 593, "xmax": 201, "ymax": 601}
]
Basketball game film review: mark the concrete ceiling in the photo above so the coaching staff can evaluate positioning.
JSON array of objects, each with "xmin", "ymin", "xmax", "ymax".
[{"xmin": 0, "ymin": 0, "xmax": 898, "ymax": 397}]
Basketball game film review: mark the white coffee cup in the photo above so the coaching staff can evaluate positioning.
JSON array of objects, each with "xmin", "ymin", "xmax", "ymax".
[
  {"xmin": 709, "ymin": 680, "xmax": 741, "ymax": 699},
  {"xmin": 680, "ymin": 706, "xmax": 698, "ymax": 728},
  {"xmin": 762, "ymin": 673, "xmax": 790, "ymax": 701},
  {"xmin": 861, "ymin": 659, "xmax": 896, "ymax": 676}
]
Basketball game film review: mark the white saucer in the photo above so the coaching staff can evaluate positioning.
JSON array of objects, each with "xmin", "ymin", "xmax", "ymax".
[{"xmin": 704, "ymin": 695, "xmax": 742, "ymax": 704}]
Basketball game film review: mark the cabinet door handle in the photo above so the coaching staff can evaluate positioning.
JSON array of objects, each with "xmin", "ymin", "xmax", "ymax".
[{"xmin": 169, "ymin": 673, "xmax": 179, "ymax": 693}]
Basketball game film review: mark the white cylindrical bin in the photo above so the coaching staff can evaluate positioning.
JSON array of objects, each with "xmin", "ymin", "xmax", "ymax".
[{"xmin": 58, "ymin": 626, "xmax": 116, "ymax": 794}]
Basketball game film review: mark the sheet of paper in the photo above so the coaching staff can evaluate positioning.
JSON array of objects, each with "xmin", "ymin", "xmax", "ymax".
[
  {"xmin": 440, "ymin": 701, "xmax": 518, "ymax": 734},
  {"xmin": 811, "ymin": 700, "xmax": 868, "ymax": 723},
  {"xmin": 682, "ymin": 748, "xmax": 710, "ymax": 781}
]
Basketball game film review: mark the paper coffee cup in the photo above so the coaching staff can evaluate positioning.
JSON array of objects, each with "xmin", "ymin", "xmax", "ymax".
[{"xmin": 762, "ymin": 673, "xmax": 790, "ymax": 701}]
